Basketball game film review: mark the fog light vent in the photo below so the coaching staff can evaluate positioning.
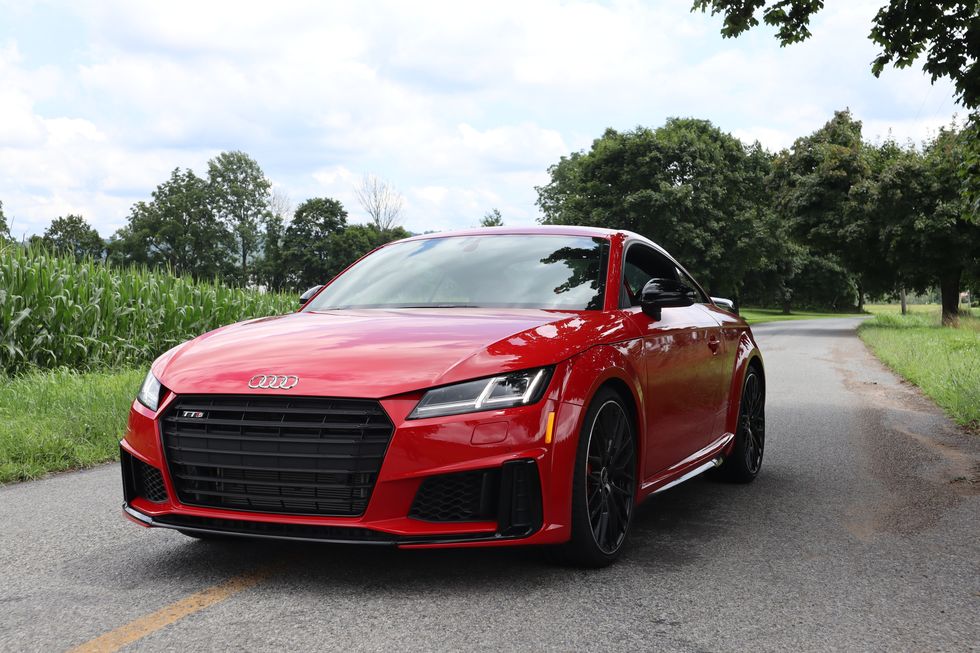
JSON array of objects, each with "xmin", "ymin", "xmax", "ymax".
[
  {"xmin": 409, "ymin": 469, "xmax": 500, "ymax": 522},
  {"xmin": 135, "ymin": 458, "xmax": 168, "ymax": 503}
]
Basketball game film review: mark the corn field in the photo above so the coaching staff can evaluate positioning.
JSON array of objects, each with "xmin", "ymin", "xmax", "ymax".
[{"xmin": 0, "ymin": 244, "xmax": 294, "ymax": 374}]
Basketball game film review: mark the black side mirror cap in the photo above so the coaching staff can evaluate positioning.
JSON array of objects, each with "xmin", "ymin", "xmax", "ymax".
[
  {"xmin": 711, "ymin": 296, "xmax": 739, "ymax": 315},
  {"xmin": 299, "ymin": 285, "xmax": 324, "ymax": 306},
  {"xmin": 640, "ymin": 278, "xmax": 695, "ymax": 319}
]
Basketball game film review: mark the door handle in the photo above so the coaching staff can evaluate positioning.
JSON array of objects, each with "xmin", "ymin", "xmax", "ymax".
[{"xmin": 707, "ymin": 335, "xmax": 720, "ymax": 354}]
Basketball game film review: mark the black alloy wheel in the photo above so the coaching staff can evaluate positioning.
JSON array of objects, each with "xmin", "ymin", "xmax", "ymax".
[
  {"xmin": 553, "ymin": 387, "xmax": 636, "ymax": 567},
  {"xmin": 719, "ymin": 367, "xmax": 765, "ymax": 483},
  {"xmin": 586, "ymin": 400, "xmax": 636, "ymax": 554}
]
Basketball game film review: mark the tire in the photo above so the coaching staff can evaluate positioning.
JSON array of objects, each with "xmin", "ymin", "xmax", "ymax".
[
  {"xmin": 717, "ymin": 367, "xmax": 765, "ymax": 483},
  {"xmin": 552, "ymin": 387, "xmax": 637, "ymax": 567}
]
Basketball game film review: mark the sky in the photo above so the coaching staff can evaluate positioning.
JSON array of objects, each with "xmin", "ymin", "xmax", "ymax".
[{"xmin": 0, "ymin": 0, "xmax": 962, "ymax": 239}]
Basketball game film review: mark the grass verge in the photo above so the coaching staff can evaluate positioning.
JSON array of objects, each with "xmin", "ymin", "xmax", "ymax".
[
  {"xmin": 740, "ymin": 307, "xmax": 864, "ymax": 325},
  {"xmin": 0, "ymin": 367, "xmax": 143, "ymax": 484},
  {"xmin": 859, "ymin": 306, "xmax": 980, "ymax": 430}
]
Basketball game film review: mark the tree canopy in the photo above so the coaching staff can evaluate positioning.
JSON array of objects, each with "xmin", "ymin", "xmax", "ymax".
[
  {"xmin": 692, "ymin": 0, "xmax": 979, "ymax": 108},
  {"xmin": 207, "ymin": 151, "xmax": 271, "ymax": 283},
  {"xmin": 40, "ymin": 215, "xmax": 104, "ymax": 259},
  {"xmin": 537, "ymin": 112, "xmax": 977, "ymax": 320},
  {"xmin": 480, "ymin": 209, "xmax": 504, "ymax": 227},
  {"xmin": 537, "ymin": 117, "xmax": 776, "ymax": 297},
  {"xmin": 110, "ymin": 168, "xmax": 231, "ymax": 279},
  {"xmin": 771, "ymin": 110, "xmax": 887, "ymax": 308},
  {"xmin": 877, "ymin": 126, "xmax": 979, "ymax": 323},
  {"xmin": 282, "ymin": 197, "xmax": 349, "ymax": 290}
]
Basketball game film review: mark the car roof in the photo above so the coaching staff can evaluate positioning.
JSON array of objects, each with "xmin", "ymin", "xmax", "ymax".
[{"xmin": 395, "ymin": 225, "xmax": 643, "ymax": 243}]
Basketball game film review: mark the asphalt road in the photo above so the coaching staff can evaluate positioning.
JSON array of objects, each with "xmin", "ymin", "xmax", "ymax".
[{"xmin": 1, "ymin": 318, "xmax": 978, "ymax": 652}]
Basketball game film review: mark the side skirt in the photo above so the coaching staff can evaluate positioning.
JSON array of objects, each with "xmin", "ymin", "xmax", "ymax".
[{"xmin": 639, "ymin": 432, "xmax": 734, "ymax": 498}]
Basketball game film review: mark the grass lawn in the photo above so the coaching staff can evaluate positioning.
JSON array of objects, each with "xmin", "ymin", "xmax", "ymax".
[
  {"xmin": 859, "ymin": 305, "xmax": 980, "ymax": 429},
  {"xmin": 740, "ymin": 307, "xmax": 864, "ymax": 325},
  {"xmin": 0, "ymin": 367, "xmax": 143, "ymax": 484}
]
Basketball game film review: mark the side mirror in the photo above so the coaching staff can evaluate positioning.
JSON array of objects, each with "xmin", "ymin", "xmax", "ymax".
[
  {"xmin": 640, "ymin": 278, "xmax": 695, "ymax": 319},
  {"xmin": 299, "ymin": 285, "xmax": 323, "ymax": 306},
  {"xmin": 711, "ymin": 296, "xmax": 739, "ymax": 315}
]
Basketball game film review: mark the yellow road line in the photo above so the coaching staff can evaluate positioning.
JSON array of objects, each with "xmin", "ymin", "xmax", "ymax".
[{"xmin": 68, "ymin": 567, "xmax": 273, "ymax": 653}]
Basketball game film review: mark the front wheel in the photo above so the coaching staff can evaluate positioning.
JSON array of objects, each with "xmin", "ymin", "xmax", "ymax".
[
  {"xmin": 552, "ymin": 388, "xmax": 637, "ymax": 567},
  {"xmin": 717, "ymin": 367, "xmax": 765, "ymax": 483}
]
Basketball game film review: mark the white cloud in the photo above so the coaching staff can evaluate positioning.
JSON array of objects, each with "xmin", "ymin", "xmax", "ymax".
[{"xmin": 0, "ymin": 0, "xmax": 962, "ymax": 238}]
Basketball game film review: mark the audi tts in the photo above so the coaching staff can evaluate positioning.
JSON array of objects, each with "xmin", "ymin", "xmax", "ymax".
[{"xmin": 121, "ymin": 226, "xmax": 765, "ymax": 566}]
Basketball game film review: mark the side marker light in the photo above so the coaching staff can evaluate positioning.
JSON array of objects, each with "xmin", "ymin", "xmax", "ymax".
[{"xmin": 545, "ymin": 411, "xmax": 556, "ymax": 444}]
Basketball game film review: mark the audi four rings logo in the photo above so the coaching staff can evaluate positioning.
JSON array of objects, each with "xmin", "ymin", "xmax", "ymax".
[{"xmin": 248, "ymin": 374, "xmax": 299, "ymax": 390}]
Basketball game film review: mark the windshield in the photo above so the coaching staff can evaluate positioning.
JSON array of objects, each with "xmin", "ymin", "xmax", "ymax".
[{"xmin": 304, "ymin": 234, "xmax": 609, "ymax": 311}]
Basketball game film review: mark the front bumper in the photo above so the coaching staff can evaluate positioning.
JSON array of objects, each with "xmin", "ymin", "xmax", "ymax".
[{"xmin": 120, "ymin": 377, "xmax": 584, "ymax": 548}]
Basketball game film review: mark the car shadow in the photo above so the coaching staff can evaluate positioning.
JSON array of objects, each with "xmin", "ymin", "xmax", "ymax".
[{"xmin": 124, "ymin": 473, "xmax": 778, "ymax": 592}]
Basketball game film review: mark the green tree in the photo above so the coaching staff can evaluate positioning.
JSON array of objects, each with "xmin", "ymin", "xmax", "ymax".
[
  {"xmin": 41, "ymin": 215, "xmax": 105, "ymax": 259},
  {"xmin": 537, "ymin": 117, "xmax": 775, "ymax": 298},
  {"xmin": 480, "ymin": 209, "xmax": 504, "ymax": 227},
  {"xmin": 110, "ymin": 168, "xmax": 231, "ymax": 278},
  {"xmin": 878, "ymin": 125, "xmax": 980, "ymax": 324},
  {"xmin": 207, "ymin": 151, "xmax": 271, "ymax": 284},
  {"xmin": 692, "ymin": 0, "xmax": 978, "ymax": 108},
  {"xmin": 771, "ymin": 110, "xmax": 885, "ymax": 310},
  {"xmin": 259, "ymin": 191, "xmax": 293, "ymax": 292},
  {"xmin": 330, "ymin": 223, "xmax": 412, "ymax": 273},
  {"xmin": 282, "ymin": 198, "xmax": 350, "ymax": 290},
  {"xmin": 960, "ymin": 116, "xmax": 980, "ymax": 214}
]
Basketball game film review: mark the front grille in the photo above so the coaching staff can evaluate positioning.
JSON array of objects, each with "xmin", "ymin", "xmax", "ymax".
[
  {"xmin": 410, "ymin": 469, "xmax": 500, "ymax": 521},
  {"xmin": 161, "ymin": 395, "xmax": 394, "ymax": 516}
]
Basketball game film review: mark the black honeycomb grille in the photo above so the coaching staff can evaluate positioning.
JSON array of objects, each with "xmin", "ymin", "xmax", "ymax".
[
  {"xmin": 409, "ymin": 469, "xmax": 500, "ymax": 522},
  {"xmin": 135, "ymin": 458, "xmax": 168, "ymax": 502},
  {"xmin": 161, "ymin": 395, "xmax": 394, "ymax": 516}
]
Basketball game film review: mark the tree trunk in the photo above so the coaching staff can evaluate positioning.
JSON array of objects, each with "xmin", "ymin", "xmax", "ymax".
[
  {"xmin": 899, "ymin": 286, "xmax": 907, "ymax": 315},
  {"xmin": 856, "ymin": 279, "xmax": 864, "ymax": 313},
  {"xmin": 241, "ymin": 242, "xmax": 248, "ymax": 286},
  {"xmin": 940, "ymin": 269, "xmax": 962, "ymax": 327}
]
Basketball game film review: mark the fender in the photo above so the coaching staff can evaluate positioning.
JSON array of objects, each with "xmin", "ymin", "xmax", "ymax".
[
  {"xmin": 723, "ymin": 328, "xmax": 765, "ymax": 438},
  {"xmin": 547, "ymin": 339, "xmax": 645, "ymax": 533}
]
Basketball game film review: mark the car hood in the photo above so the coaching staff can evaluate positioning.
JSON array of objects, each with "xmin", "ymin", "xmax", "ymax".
[{"xmin": 154, "ymin": 308, "xmax": 634, "ymax": 399}]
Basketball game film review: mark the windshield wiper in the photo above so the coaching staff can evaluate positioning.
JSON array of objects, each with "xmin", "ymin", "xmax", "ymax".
[
  {"xmin": 392, "ymin": 304, "xmax": 483, "ymax": 309},
  {"xmin": 309, "ymin": 304, "xmax": 483, "ymax": 311}
]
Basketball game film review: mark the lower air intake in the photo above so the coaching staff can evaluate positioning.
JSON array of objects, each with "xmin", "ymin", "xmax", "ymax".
[
  {"xmin": 409, "ymin": 469, "xmax": 501, "ymax": 521},
  {"xmin": 409, "ymin": 459, "xmax": 543, "ymax": 537},
  {"xmin": 120, "ymin": 449, "xmax": 168, "ymax": 503}
]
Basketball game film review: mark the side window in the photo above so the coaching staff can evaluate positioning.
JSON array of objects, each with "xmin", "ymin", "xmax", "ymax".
[
  {"xmin": 620, "ymin": 244, "xmax": 678, "ymax": 308},
  {"xmin": 675, "ymin": 266, "xmax": 710, "ymax": 304}
]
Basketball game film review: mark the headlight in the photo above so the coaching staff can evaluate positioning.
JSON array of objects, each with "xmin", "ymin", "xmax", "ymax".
[
  {"xmin": 408, "ymin": 367, "xmax": 553, "ymax": 419},
  {"xmin": 136, "ymin": 370, "xmax": 163, "ymax": 412}
]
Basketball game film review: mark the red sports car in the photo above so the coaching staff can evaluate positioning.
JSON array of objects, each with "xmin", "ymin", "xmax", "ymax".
[{"xmin": 121, "ymin": 226, "xmax": 764, "ymax": 566}]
